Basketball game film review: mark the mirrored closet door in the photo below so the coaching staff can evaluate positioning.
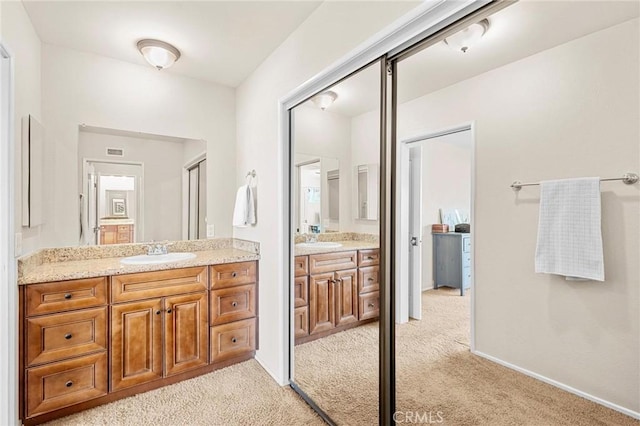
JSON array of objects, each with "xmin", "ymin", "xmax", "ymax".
[{"xmin": 289, "ymin": 60, "xmax": 384, "ymax": 424}]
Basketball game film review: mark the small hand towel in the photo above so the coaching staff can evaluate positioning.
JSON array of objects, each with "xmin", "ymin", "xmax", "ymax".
[
  {"xmin": 232, "ymin": 185, "xmax": 256, "ymax": 228},
  {"xmin": 534, "ymin": 177, "xmax": 604, "ymax": 281}
]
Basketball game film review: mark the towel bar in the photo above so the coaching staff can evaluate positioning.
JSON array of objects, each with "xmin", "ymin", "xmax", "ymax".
[{"xmin": 511, "ymin": 172, "xmax": 638, "ymax": 191}]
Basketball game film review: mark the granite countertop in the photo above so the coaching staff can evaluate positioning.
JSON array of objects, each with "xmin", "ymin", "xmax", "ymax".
[
  {"xmin": 294, "ymin": 240, "xmax": 379, "ymax": 256},
  {"xmin": 18, "ymin": 248, "xmax": 259, "ymax": 285},
  {"xmin": 17, "ymin": 238, "xmax": 260, "ymax": 285}
]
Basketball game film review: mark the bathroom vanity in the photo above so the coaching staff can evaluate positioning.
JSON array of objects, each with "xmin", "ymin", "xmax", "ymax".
[
  {"xmin": 17, "ymin": 239, "xmax": 259, "ymax": 425},
  {"xmin": 293, "ymin": 238, "xmax": 379, "ymax": 345}
]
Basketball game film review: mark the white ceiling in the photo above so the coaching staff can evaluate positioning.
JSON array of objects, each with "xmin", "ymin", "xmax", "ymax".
[
  {"xmin": 22, "ymin": 1, "xmax": 322, "ymax": 88},
  {"xmin": 312, "ymin": 1, "xmax": 639, "ymax": 117}
]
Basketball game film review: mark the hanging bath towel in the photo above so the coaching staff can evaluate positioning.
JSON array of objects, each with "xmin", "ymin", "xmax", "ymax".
[
  {"xmin": 232, "ymin": 184, "xmax": 256, "ymax": 227},
  {"xmin": 534, "ymin": 177, "xmax": 604, "ymax": 281}
]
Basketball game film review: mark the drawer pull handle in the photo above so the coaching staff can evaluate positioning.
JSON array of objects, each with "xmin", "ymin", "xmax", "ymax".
[
  {"xmin": 156, "ymin": 310, "xmax": 161, "ymax": 315},
  {"xmin": 64, "ymin": 293, "xmax": 72, "ymax": 300},
  {"xmin": 65, "ymin": 333, "xmax": 72, "ymax": 340},
  {"xmin": 231, "ymin": 301, "xmax": 238, "ymax": 307},
  {"xmin": 166, "ymin": 308, "xmax": 172, "ymax": 314},
  {"xmin": 65, "ymin": 381, "xmax": 73, "ymax": 388},
  {"xmin": 231, "ymin": 337, "xmax": 237, "ymax": 343},
  {"xmin": 335, "ymin": 278, "xmax": 342, "ymax": 283},
  {"xmin": 231, "ymin": 272, "xmax": 237, "ymax": 278},
  {"xmin": 368, "ymin": 303, "xmax": 375, "ymax": 308},
  {"xmin": 367, "ymin": 278, "xmax": 374, "ymax": 282},
  {"xmin": 367, "ymin": 256, "xmax": 374, "ymax": 260}
]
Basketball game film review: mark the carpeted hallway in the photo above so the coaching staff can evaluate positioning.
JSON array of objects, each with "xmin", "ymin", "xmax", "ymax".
[{"xmin": 294, "ymin": 288, "xmax": 639, "ymax": 426}]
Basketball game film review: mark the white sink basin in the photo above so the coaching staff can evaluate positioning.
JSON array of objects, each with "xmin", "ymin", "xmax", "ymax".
[
  {"xmin": 120, "ymin": 252, "xmax": 196, "ymax": 265},
  {"xmin": 296, "ymin": 242, "xmax": 343, "ymax": 249}
]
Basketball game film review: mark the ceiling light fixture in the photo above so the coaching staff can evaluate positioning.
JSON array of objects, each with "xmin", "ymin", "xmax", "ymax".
[
  {"xmin": 444, "ymin": 19, "xmax": 490, "ymax": 53},
  {"xmin": 137, "ymin": 39, "xmax": 181, "ymax": 70},
  {"xmin": 312, "ymin": 91, "xmax": 338, "ymax": 111}
]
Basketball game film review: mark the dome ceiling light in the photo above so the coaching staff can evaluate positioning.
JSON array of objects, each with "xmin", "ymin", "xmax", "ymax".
[
  {"xmin": 137, "ymin": 39, "xmax": 181, "ymax": 70},
  {"xmin": 444, "ymin": 19, "xmax": 490, "ymax": 53},
  {"xmin": 312, "ymin": 91, "xmax": 338, "ymax": 111}
]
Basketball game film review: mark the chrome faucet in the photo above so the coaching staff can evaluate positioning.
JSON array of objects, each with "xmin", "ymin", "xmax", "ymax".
[{"xmin": 146, "ymin": 243, "xmax": 168, "ymax": 255}]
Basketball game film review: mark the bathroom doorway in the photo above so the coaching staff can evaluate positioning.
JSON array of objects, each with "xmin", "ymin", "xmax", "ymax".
[
  {"xmin": 82, "ymin": 160, "xmax": 143, "ymax": 245},
  {"xmin": 397, "ymin": 125, "xmax": 474, "ymax": 325},
  {"xmin": 186, "ymin": 158, "xmax": 207, "ymax": 240}
]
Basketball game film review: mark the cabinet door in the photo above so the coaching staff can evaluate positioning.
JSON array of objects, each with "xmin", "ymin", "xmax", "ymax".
[
  {"xmin": 293, "ymin": 276, "xmax": 308, "ymax": 308},
  {"xmin": 111, "ymin": 299, "xmax": 163, "ymax": 391},
  {"xmin": 309, "ymin": 272, "xmax": 335, "ymax": 335},
  {"xmin": 294, "ymin": 306, "xmax": 309, "ymax": 339},
  {"xmin": 334, "ymin": 269, "xmax": 358, "ymax": 327},
  {"xmin": 165, "ymin": 292, "xmax": 208, "ymax": 376}
]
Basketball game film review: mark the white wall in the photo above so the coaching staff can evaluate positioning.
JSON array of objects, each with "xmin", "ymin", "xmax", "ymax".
[
  {"xmin": 78, "ymin": 131, "xmax": 189, "ymax": 242},
  {"xmin": 393, "ymin": 19, "xmax": 639, "ymax": 413},
  {"xmin": 235, "ymin": 1, "xmax": 419, "ymax": 383},
  {"xmin": 1, "ymin": 2, "xmax": 42, "ymax": 255},
  {"xmin": 41, "ymin": 44, "xmax": 236, "ymax": 248},
  {"xmin": 420, "ymin": 135, "xmax": 471, "ymax": 290}
]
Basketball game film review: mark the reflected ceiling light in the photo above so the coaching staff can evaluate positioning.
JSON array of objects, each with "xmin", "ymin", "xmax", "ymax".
[
  {"xmin": 137, "ymin": 39, "xmax": 181, "ymax": 70},
  {"xmin": 444, "ymin": 19, "xmax": 490, "ymax": 53},
  {"xmin": 312, "ymin": 91, "xmax": 338, "ymax": 111}
]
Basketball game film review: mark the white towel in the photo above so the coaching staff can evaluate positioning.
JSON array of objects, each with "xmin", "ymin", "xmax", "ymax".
[
  {"xmin": 534, "ymin": 177, "xmax": 604, "ymax": 281},
  {"xmin": 232, "ymin": 185, "xmax": 256, "ymax": 228}
]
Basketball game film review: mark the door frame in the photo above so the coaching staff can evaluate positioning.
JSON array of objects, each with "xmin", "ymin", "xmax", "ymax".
[
  {"xmin": 397, "ymin": 123, "xmax": 476, "ymax": 351},
  {"xmin": 0, "ymin": 43, "xmax": 18, "ymax": 426},
  {"xmin": 81, "ymin": 158, "xmax": 145, "ymax": 244},
  {"xmin": 182, "ymin": 152, "xmax": 207, "ymax": 240}
]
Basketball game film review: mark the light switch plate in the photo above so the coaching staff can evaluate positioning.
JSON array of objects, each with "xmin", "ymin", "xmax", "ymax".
[{"xmin": 207, "ymin": 224, "xmax": 215, "ymax": 238}]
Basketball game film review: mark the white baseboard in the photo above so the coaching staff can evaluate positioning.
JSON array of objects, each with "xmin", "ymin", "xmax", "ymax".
[
  {"xmin": 254, "ymin": 353, "xmax": 289, "ymax": 387},
  {"xmin": 472, "ymin": 350, "xmax": 640, "ymax": 420}
]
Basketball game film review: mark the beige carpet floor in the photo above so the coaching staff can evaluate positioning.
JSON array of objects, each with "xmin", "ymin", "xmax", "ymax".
[
  {"xmin": 294, "ymin": 288, "xmax": 639, "ymax": 426},
  {"xmin": 44, "ymin": 360, "xmax": 323, "ymax": 426}
]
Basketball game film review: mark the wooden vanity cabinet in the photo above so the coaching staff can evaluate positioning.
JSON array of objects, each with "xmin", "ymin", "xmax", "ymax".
[
  {"xmin": 110, "ymin": 267, "xmax": 209, "ymax": 391},
  {"xmin": 21, "ymin": 261, "xmax": 258, "ymax": 425},
  {"xmin": 296, "ymin": 249, "xmax": 379, "ymax": 344},
  {"xmin": 99, "ymin": 224, "xmax": 134, "ymax": 245}
]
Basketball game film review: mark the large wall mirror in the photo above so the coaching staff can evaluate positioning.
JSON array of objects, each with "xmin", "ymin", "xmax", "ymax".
[{"xmin": 289, "ymin": 60, "xmax": 382, "ymax": 424}]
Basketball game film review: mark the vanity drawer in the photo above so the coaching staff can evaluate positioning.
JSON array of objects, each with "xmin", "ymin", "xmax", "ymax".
[
  {"xmin": 210, "ymin": 284, "xmax": 256, "ymax": 325},
  {"xmin": 117, "ymin": 225, "xmax": 130, "ymax": 232},
  {"xmin": 111, "ymin": 267, "xmax": 208, "ymax": 303},
  {"xmin": 26, "ymin": 307, "xmax": 107, "ymax": 367},
  {"xmin": 358, "ymin": 249, "xmax": 380, "ymax": 267},
  {"xmin": 26, "ymin": 277, "xmax": 108, "ymax": 317},
  {"xmin": 294, "ymin": 256, "xmax": 308, "ymax": 277},
  {"xmin": 293, "ymin": 276, "xmax": 308, "ymax": 307},
  {"xmin": 308, "ymin": 251, "xmax": 357, "ymax": 274},
  {"xmin": 210, "ymin": 318, "xmax": 256, "ymax": 363},
  {"xmin": 26, "ymin": 352, "xmax": 108, "ymax": 418},
  {"xmin": 358, "ymin": 266, "xmax": 379, "ymax": 294},
  {"xmin": 210, "ymin": 261, "xmax": 257, "ymax": 289},
  {"xmin": 359, "ymin": 291, "xmax": 380, "ymax": 321}
]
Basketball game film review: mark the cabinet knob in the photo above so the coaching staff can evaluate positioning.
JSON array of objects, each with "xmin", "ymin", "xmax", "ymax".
[
  {"xmin": 166, "ymin": 308, "xmax": 172, "ymax": 314},
  {"xmin": 65, "ymin": 381, "xmax": 73, "ymax": 388},
  {"xmin": 65, "ymin": 333, "xmax": 72, "ymax": 340},
  {"xmin": 64, "ymin": 293, "xmax": 72, "ymax": 300},
  {"xmin": 231, "ymin": 337, "xmax": 237, "ymax": 343},
  {"xmin": 231, "ymin": 301, "xmax": 238, "ymax": 307},
  {"xmin": 335, "ymin": 278, "xmax": 342, "ymax": 283},
  {"xmin": 231, "ymin": 272, "xmax": 237, "ymax": 278},
  {"xmin": 368, "ymin": 303, "xmax": 375, "ymax": 308},
  {"xmin": 367, "ymin": 256, "xmax": 374, "ymax": 260},
  {"xmin": 367, "ymin": 278, "xmax": 374, "ymax": 282},
  {"xmin": 156, "ymin": 310, "xmax": 161, "ymax": 315}
]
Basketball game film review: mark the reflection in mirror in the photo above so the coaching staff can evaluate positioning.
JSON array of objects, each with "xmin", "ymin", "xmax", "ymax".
[
  {"xmin": 78, "ymin": 126, "xmax": 207, "ymax": 245},
  {"xmin": 294, "ymin": 154, "xmax": 340, "ymax": 234},
  {"xmin": 355, "ymin": 163, "xmax": 378, "ymax": 220},
  {"xmin": 394, "ymin": 1, "xmax": 639, "ymax": 422},
  {"xmin": 291, "ymin": 60, "xmax": 381, "ymax": 424}
]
